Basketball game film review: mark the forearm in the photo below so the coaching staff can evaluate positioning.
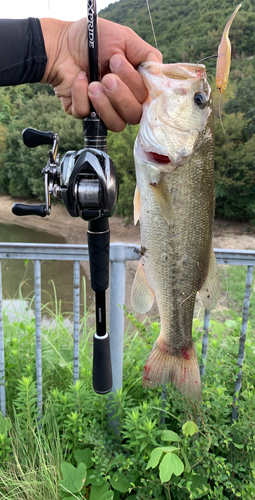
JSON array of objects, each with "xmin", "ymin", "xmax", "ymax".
[{"xmin": 0, "ymin": 18, "xmax": 47, "ymax": 86}]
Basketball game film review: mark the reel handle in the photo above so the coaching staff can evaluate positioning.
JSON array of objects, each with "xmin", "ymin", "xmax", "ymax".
[
  {"xmin": 12, "ymin": 203, "xmax": 47, "ymax": 217},
  {"xmin": 23, "ymin": 128, "xmax": 54, "ymax": 148}
]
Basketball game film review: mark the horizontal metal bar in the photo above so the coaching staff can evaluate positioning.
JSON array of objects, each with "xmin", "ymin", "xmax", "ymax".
[
  {"xmin": 0, "ymin": 242, "xmax": 140, "ymax": 262},
  {"xmin": 214, "ymin": 249, "xmax": 255, "ymax": 266},
  {"xmin": 1, "ymin": 243, "xmax": 255, "ymax": 265}
]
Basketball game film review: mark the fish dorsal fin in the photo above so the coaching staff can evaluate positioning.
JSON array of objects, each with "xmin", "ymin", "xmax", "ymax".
[
  {"xmin": 198, "ymin": 246, "xmax": 221, "ymax": 310},
  {"xmin": 150, "ymin": 175, "xmax": 174, "ymax": 224},
  {"xmin": 131, "ymin": 261, "xmax": 155, "ymax": 313},
  {"xmin": 133, "ymin": 185, "xmax": 141, "ymax": 225}
]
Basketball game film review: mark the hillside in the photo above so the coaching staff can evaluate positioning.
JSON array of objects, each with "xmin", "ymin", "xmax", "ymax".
[{"xmin": 100, "ymin": 0, "xmax": 255, "ymax": 64}]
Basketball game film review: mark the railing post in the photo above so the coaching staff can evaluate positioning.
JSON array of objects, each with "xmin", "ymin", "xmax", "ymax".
[
  {"xmin": 200, "ymin": 309, "xmax": 210, "ymax": 376},
  {"xmin": 232, "ymin": 265, "xmax": 254, "ymax": 423},
  {"xmin": 107, "ymin": 257, "xmax": 126, "ymax": 434},
  {"xmin": 34, "ymin": 259, "xmax": 43, "ymax": 424},
  {"xmin": 0, "ymin": 260, "xmax": 6, "ymax": 417},
  {"xmin": 109, "ymin": 259, "xmax": 126, "ymax": 393},
  {"xmin": 73, "ymin": 260, "xmax": 80, "ymax": 385}
]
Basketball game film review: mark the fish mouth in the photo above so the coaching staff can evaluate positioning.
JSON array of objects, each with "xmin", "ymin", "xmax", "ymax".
[
  {"xmin": 149, "ymin": 152, "xmax": 171, "ymax": 164},
  {"xmin": 135, "ymin": 137, "xmax": 173, "ymax": 167}
]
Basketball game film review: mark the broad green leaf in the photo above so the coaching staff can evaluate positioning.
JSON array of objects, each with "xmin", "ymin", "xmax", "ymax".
[
  {"xmin": 60, "ymin": 462, "xmax": 87, "ymax": 493},
  {"xmin": 225, "ymin": 320, "xmax": 237, "ymax": 329},
  {"xmin": 90, "ymin": 481, "xmax": 110, "ymax": 500},
  {"xmin": 233, "ymin": 443, "xmax": 244, "ymax": 449},
  {"xmin": 182, "ymin": 421, "xmax": 199, "ymax": 437},
  {"xmin": 74, "ymin": 448, "xmax": 93, "ymax": 468},
  {"xmin": 161, "ymin": 430, "xmax": 181, "ymax": 442},
  {"xmin": 0, "ymin": 412, "xmax": 12, "ymax": 434},
  {"xmin": 146, "ymin": 447, "xmax": 164, "ymax": 469},
  {"xmin": 109, "ymin": 474, "xmax": 131, "ymax": 492},
  {"xmin": 101, "ymin": 491, "xmax": 114, "ymax": 500},
  {"xmin": 159, "ymin": 453, "xmax": 184, "ymax": 484},
  {"xmin": 24, "ymin": 259, "xmax": 29, "ymax": 267}
]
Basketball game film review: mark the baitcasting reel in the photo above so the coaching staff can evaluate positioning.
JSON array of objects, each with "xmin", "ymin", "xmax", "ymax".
[{"xmin": 12, "ymin": 117, "xmax": 118, "ymax": 222}]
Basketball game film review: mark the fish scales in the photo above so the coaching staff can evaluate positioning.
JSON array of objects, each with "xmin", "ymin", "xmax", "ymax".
[{"xmin": 132, "ymin": 62, "xmax": 221, "ymax": 401}]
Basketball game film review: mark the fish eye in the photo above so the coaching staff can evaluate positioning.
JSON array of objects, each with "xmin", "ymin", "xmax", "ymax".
[{"xmin": 194, "ymin": 92, "xmax": 207, "ymax": 108}]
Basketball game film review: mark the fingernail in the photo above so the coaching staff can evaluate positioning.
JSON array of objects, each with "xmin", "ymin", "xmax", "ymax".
[
  {"xmin": 103, "ymin": 74, "xmax": 117, "ymax": 91},
  {"xmin": 88, "ymin": 82, "xmax": 103, "ymax": 96},
  {"xmin": 110, "ymin": 54, "xmax": 122, "ymax": 71},
  {"xmin": 77, "ymin": 71, "xmax": 87, "ymax": 80}
]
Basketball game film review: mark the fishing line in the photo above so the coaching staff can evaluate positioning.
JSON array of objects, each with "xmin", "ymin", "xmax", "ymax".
[
  {"xmin": 217, "ymin": 251, "xmax": 229, "ymax": 304},
  {"xmin": 215, "ymin": 94, "xmax": 230, "ymax": 198},
  {"xmin": 197, "ymin": 54, "xmax": 218, "ymax": 64},
  {"xmin": 145, "ymin": 0, "xmax": 159, "ymax": 51},
  {"xmin": 214, "ymin": 95, "xmax": 232, "ymax": 304}
]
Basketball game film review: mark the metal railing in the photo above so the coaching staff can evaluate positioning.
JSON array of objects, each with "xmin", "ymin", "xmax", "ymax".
[{"xmin": 0, "ymin": 243, "xmax": 254, "ymax": 423}]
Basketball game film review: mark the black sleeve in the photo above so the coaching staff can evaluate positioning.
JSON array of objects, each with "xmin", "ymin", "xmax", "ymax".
[{"xmin": 0, "ymin": 18, "xmax": 47, "ymax": 86}]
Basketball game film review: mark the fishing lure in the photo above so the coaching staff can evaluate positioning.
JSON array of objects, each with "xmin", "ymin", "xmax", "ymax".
[{"xmin": 216, "ymin": 3, "xmax": 242, "ymax": 93}]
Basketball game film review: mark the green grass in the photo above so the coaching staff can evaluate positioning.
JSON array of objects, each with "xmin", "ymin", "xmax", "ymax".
[{"xmin": 1, "ymin": 281, "xmax": 255, "ymax": 499}]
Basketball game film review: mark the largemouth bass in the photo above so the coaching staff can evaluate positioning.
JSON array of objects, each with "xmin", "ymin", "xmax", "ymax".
[{"xmin": 131, "ymin": 62, "xmax": 221, "ymax": 401}]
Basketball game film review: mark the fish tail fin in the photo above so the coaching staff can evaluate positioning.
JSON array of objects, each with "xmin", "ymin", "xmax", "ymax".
[{"xmin": 143, "ymin": 336, "xmax": 202, "ymax": 402}]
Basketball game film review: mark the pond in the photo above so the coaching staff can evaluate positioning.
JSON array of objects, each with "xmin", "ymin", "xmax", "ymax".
[{"xmin": 0, "ymin": 222, "xmax": 93, "ymax": 319}]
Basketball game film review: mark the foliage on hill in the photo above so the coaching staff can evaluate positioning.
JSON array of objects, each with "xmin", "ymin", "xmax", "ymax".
[
  {"xmin": 100, "ymin": 0, "xmax": 255, "ymax": 64},
  {"xmin": 0, "ymin": 0, "xmax": 255, "ymax": 220}
]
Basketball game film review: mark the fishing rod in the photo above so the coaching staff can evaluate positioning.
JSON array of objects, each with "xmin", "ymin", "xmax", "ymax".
[{"xmin": 12, "ymin": 0, "xmax": 118, "ymax": 394}]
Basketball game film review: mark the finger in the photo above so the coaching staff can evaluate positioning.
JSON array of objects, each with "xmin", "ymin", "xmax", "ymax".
[
  {"xmin": 110, "ymin": 54, "xmax": 147, "ymax": 104},
  {"xmin": 88, "ymin": 81, "xmax": 126, "ymax": 132},
  {"xmin": 69, "ymin": 72, "xmax": 91, "ymax": 118},
  {"xmin": 122, "ymin": 26, "xmax": 162, "ymax": 66},
  {"xmin": 101, "ymin": 74, "xmax": 143, "ymax": 125}
]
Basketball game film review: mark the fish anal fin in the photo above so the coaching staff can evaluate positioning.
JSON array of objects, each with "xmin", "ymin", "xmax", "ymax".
[
  {"xmin": 143, "ymin": 337, "xmax": 202, "ymax": 402},
  {"xmin": 133, "ymin": 185, "xmax": 141, "ymax": 226},
  {"xmin": 131, "ymin": 261, "xmax": 155, "ymax": 313},
  {"xmin": 150, "ymin": 177, "xmax": 174, "ymax": 224},
  {"xmin": 198, "ymin": 247, "xmax": 221, "ymax": 310}
]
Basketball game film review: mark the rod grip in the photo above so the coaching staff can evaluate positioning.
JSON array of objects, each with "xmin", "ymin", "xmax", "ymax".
[
  {"xmin": 87, "ymin": 218, "xmax": 109, "ymax": 292},
  {"xmin": 12, "ymin": 203, "xmax": 47, "ymax": 217},
  {"xmin": 93, "ymin": 333, "xmax": 112, "ymax": 394}
]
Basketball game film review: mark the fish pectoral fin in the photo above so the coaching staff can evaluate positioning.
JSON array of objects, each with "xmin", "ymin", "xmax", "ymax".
[
  {"xmin": 131, "ymin": 261, "xmax": 155, "ymax": 313},
  {"xmin": 198, "ymin": 247, "xmax": 221, "ymax": 310},
  {"xmin": 150, "ymin": 176, "xmax": 174, "ymax": 224},
  {"xmin": 133, "ymin": 185, "xmax": 141, "ymax": 225}
]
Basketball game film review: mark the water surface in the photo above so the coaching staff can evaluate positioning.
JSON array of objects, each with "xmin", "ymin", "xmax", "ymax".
[{"xmin": 0, "ymin": 222, "xmax": 92, "ymax": 315}]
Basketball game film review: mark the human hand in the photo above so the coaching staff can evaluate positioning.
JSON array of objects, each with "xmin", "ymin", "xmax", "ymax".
[{"xmin": 40, "ymin": 17, "xmax": 162, "ymax": 131}]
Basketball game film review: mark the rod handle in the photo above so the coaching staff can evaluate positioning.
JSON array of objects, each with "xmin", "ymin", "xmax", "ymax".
[
  {"xmin": 93, "ymin": 333, "xmax": 112, "ymax": 394},
  {"xmin": 12, "ymin": 203, "xmax": 47, "ymax": 217}
]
